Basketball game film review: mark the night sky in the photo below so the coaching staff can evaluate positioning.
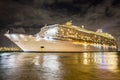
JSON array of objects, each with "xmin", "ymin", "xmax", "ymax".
[{"xmin": 0, "ymin": 0, "xmax": 120, "ymax": 50}]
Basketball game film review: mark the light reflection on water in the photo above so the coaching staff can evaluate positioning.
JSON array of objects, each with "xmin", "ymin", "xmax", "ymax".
[{"xmin": 0, "ymin": 52, "xmax": 120, "ymax": 80}]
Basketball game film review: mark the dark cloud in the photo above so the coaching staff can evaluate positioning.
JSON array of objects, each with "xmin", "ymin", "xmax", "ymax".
[
  {"xmin": 0, "ymin": 0, "xmax": 120, "ymax": 50},
  {"xmin": 0, "ymin": 0, "xmax": 119, "ymax": 26},
  {"xmin": 112, "ymin": 0, "xmax": 120, "ymax": 6}
]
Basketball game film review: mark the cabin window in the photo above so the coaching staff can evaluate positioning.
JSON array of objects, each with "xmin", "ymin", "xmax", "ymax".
[{"xmin": 41, "ymin": 46, "xmax": 44, "ymax": 48}]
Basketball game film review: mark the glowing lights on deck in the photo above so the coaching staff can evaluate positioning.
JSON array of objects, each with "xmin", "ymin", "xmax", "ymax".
[
  {"xmin": 5, "ymin": 34, "xmax": 19, "ymax": 40},
  {"xmin": 5, "ymin": 33, "xmax": 38, "ymax": 41},
  {"xmin": 28, "ymin": 35, "xmax": 32, "ymax": 38},
  {"xmin": 19, "ymin": 34, "xmax": 25, "ymax": 38},
  {"xmin": 43, "ymin": 36, "xmax": 55, "ymax": 41},
  {"xmin": 81, "ymin": 25, "xmax": 85, "ymax": 29},
  {"xmin": 57, "ymin": 24, "xmax": 116, "ymax": 47},
  {"xmin": 72, "ymin": 41, "xmax": 117, "ymax": 49},
  {"xmin": 46, "ymin": 27, "xmax": 58, "ymax": 36},
  {"xmin": 96, "ymin": 29, "xmax": 103, "ymax": 33},
  {"xmin": 32, "ymin": 21, "xmax": 117, "ymax": 49},
  {"xmin": 4, "ymin": 34, "xmax": 10, "ymax": 38},
  {"xmin": 11, "ymin": 34, "xmax": 19, "ymax": 40}
]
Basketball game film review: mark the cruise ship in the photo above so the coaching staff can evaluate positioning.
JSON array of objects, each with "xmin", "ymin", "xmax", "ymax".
[{"xmin": 4, "ymin": 21, "xmax": 118, "ymax": 52}]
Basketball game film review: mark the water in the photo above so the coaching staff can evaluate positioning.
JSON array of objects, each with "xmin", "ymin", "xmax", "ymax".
[{"xmin": 0, "ymin": 52, "xmax": 120, "ymax": 80}]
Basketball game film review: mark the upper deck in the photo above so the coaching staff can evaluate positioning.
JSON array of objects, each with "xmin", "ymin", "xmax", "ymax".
[{"xmin": 36, "ymin": 21, "xmax": 117, "ymax": 47}]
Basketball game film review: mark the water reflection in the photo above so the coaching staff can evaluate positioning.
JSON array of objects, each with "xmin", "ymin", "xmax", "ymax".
[
  {"xmin": 31, "ymin": 54, "xmax": 62, "ymax": 80},
  {"xmin": 95, "ymin": 52, "xmax": 118, "ymax": 72},
  {"xmin": 82, "ymin": 52, "xmax": 119, "ymax": 72},
  {"xmin": 0, "ymin": 52, "xmax": 120, "ymax": 80}
]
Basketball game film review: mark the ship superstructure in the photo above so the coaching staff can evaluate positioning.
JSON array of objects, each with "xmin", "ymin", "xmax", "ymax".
[{"xmin": 5, "ymin": 21, "xmax": 118, "ymax": 51}]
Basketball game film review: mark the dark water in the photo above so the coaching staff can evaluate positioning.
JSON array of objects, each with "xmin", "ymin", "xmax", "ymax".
[{"xmin": 0, "ymin": 52, "xmax": 120, "ymax": 80}]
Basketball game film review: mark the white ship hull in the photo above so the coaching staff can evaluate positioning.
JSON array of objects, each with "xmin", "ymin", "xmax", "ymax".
[
  {"xmin": 13, "ymin": 40, "xmax": 117, "ymax": 52},
  {"xmin": 4, "ymin": 21, "xmax": 118, "ymax": 52}
]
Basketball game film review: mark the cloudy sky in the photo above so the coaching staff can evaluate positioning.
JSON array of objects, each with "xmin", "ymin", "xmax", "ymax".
[{"xmin": 0, "ymin": 0, "xmax": 120, "ymax": 50}]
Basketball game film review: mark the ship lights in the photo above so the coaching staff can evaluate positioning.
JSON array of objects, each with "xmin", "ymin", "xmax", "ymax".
[
  {"xmin": 4, "ymin": 34, "xmax": 10, "ymax": 38},
  {"xmin": 35, "ymin": 37, "xmax": 40, "ymax": 41},
  {"xmin": 29, "ymin": 35, "xmax": 33, "ymax": 38},
  {"xmin": 24, "ymin": 38, "xmax": 28, "ymax": 41},
  {"xmin": 83, "ymin": 43, "xmax": 88, "ymax": 47},
  {"xmin": 81, "ymin": 25, "xmax": 85, "ymax": 29},
  {"xmin": 43, "ymin": 36, "xmax": 55, "ymax": 41},
  {"xmin": 11, "ymin": 34, "xmax": 19, "ymax": 40},
  {"xmin": 46, "ymin": 28, "xmax": 58, "ymax": 36},
  {"xmin": 19, "ymin": 34, "xmax": 25, "ymax": 38}
]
